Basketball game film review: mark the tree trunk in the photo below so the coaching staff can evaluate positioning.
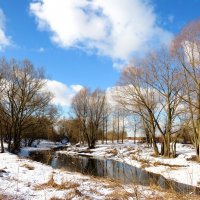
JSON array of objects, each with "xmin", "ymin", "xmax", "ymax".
[
  {"xmin": 0, "ymin": 132, "xmax": 4, "ymax": 153},
  {"xmin": 105, "ymin": 118, "xmax": 108, "ymax": 144},
  {"xmin": 171, "ymin": 140, "xmax": 177, "ymax": 158},
  {"xmin": 122, "ymin": 115, "xmax": 124, "ymax": 144},
  {"xmin": 117, "ymin": 112, "xmax": 119, "ymax": 143},
  {"xmin": 161, "ymin": 141, "xmax": 164, "ymax": 156},
  {"xmin": 151, "ymin": 136, "xmax": 159, "ymax": 156}
]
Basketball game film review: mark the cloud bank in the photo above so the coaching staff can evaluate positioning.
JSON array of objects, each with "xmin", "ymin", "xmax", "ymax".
[
  {"xmin": 0, "ymin": 9, "xmax": 10, "ymax": 50},
  {"xmin": 30, "ymin": 0, "xmax": 173, "ymax": 68},
  {"xmin": 45, "ymin": 80, "xmax": 83, "ymax": 106}
]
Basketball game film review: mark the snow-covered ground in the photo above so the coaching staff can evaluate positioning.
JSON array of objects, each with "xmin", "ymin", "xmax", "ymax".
[
  {"xmin": 1, "ymin": 140, "xmax": 200, "ymax": 199},
  {"xmin": 0, "ymin": 152, "xmax": 166, "ymax": 200},
  {"xmin": 59, "ymin": 140, "xmax": 200, "ymax": 188}
]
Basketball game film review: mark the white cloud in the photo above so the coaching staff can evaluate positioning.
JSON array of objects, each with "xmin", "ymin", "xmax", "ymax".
[
  {"xmin": 0, "ymin": 9, "xmax": 10, "ymax": 49},
  {"xmin": 45, "ymin": 80, "xmax": 83, "ymax": 106},
  {"xmin": 30, "ymin": 0, "xmax": 173, "ymax": 66}
]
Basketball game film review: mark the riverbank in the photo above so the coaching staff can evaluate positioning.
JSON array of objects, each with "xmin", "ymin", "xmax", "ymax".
[
  {"xmin": 57, "ymin": 140, "xmax": 200, "ymax": 189},
  {"xmin": 0, "ymin": 140, "xmax": 200, "ymax": 199},
  {"xmin": 0, "ymin": 152, "xmax": 174, "ymax": 200}
]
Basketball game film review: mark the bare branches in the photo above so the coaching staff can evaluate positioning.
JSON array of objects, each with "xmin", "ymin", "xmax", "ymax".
[
  {"xmin": 71, "ymin": 88, "xmax": 107, "ymax": 148},
  {"xmin": 0, "ymin": 58, "xmax": 56, "ymax": 152}
]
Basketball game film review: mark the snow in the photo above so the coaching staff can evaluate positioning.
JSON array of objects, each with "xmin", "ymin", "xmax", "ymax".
[
  {"xmin": 1, "ymin": 140, "xmax": 200, "ymax": 199},
  {"xmin": 0, "ymin": 149, "xmax": 162, "ymax": 199},
  {"xmin": 0, "ymin": 152, "xmax": 111, "ymax": 199}
]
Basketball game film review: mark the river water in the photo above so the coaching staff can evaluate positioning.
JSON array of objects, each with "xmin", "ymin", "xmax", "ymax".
[{"xmin": 29, "ymin": 150, "xmax": 200, "ymax": 194}]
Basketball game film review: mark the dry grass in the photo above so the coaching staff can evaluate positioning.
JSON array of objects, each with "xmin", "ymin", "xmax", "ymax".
[
  {"xmin": 79, "ymin": 149, "xmax": 92, "ymax": 153},
  {"xmin": 153, "ymin": 161, "xmax": 185, "ymax": 168},
  {"xmin": 127, "ymin": 147, "xmax": 135, "ymax": 151},
  {"xmin": 106, "ymin": 148, "xmax": 118, "ymax": 156},
  {"xmin": 105, "ymin": 189, "xmax": 135, "ymax": 200},
  {"xmin": 0, "ymin": 194, "xmax": 16, "ymax": 200},
  {"xmin": 186, "ymin": 155, "xmax": 199, "ymax": 162},
  {"xmin": 96, "ymin": 176, "xmax": 200, "ymax": 200},
  {"xmin": 0, "ymin": 194, "xmax": 5, "ymax": 200},
  {"xmin": 148, "ymin": 182, "xmax": 200, "ymax": 200},
  {"xmin": 92, "ymin": 176, "xmax": 122, "ymax": 188},
  {"xmin": 156, "ymin": 190, "xmax": 200, "ymax": 200},
  {"xmin": 64, "ymin": 188, "xmax": 90, "ymax": 200},
  {"xmin": 34, "ymin": 175, "xmax": 79, "ymax": 191},
  {"xmin": 50, "ymin": 197, "xmax": 64, "ymax": 200},
  {"xmin": 21, "ymin": 163, "xmax": 34, "ymax": 170},
  {"xmin": 131, "ymin": 155, "xmax": 151, "ymax": 168},
  {"xmin": 131, "ymin": 155, "xmax": 186, "ymax": 169}
]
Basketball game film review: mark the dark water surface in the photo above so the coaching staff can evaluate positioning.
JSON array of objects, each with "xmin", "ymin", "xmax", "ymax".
[{"xmin": 29, "ymin": 150, "xmax": 200, "ymax": 194}]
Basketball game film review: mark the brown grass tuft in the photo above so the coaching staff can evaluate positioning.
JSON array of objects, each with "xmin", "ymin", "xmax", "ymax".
[
  {"xmin": 0, "ymin": 194, "xmax": 5, "ymax": 200},
  {"xmin": 21, "ymin": 163, "xmax": 34, "ymax": 170},
  {"xmin": 105, "ymin": 187, "xmax": 135, "ymax": 200},
  {"xmin": 64, "ymin": 188, "xmax": 87, "ymax": 199},
  {"xmin": 34, "ymin": 175, "xmax": 79, "ymax": 190},
  {"xmin": 186, "ymin": 155, "xmax": 200, "ymax": 162},
  {"xmin": 92, "ymin": 177, "xmax": 121, "ymax": 188},
  {"xmin": 106, "ymin": 148, "xmax": 118, "ymax": 156},
  {"xmin": 153, "ymin": 161, "xmax": 185, "ymax": 168},
  {"xmin": 50, "ymin": 197, "xmax": 64, "ymax": 200}
]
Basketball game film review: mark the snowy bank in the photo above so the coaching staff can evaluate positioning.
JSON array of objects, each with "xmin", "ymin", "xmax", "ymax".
[
  {"xmin": 0, "ymin": 152, "xmax": 165, "ymax": 200},
  {"xmin": 58, "ymin": 140, "xmax": 200, "ymax": 188}
]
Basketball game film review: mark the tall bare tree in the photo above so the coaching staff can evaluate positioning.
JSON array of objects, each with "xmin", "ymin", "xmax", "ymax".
[
  {"xmin": 71, "ymin": 88, "xmax": 106, "ymax": 148},
  {"xmin": 172, "ymin": 18, "xmax": 200, "ymax": 159},
  {"xmin": 116, "ymin": 49, "xmax": 183, "ymax": 157},
  {"xmin": 144, "ymin": 51, "xmax": 183, "ymax": 157},
  {"xmin": 116, "ymin": 66, "xmax": 160, "ymax": 156},
  {"xmin": 0, "ymin": 58, "xmax": 53, "ymax": 152}
]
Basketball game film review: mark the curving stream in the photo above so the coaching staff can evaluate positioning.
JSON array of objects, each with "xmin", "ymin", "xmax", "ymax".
[{"xmin": 29, "ymin": 150, "xmax": 200, "ymax": 194}]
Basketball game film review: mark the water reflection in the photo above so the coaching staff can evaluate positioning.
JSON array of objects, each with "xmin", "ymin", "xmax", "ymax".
[{"xmin": 29, "ymin": 151, "xmax": 200, "ymax": 194}]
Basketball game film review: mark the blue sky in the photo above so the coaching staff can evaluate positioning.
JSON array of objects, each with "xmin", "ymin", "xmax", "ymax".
[{"xmin": 0, "ymin": 0, "xmax": 200, "ymax": 110}]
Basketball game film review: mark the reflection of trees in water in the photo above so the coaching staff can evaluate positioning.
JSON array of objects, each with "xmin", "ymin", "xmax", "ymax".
[
  {"xmin": 31, "ymin": 152, "xmax": 156, "ymax": 186},
  {"xmin": 30, "ymin": 151, "xmax": 53, "ymax": 164},
  {"xmin": 30, "ymin": 152, "xmax": 200, "ymax": 194}
]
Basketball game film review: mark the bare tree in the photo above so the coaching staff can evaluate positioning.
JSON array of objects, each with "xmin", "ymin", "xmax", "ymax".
[
  {"xmin": 0, "ymin": 58, "xmax": 53, "ymax": 152},
  {"xmin": 57, "ymin": 118, "xmax": 81, "ymax": 144},
  {"xmin": 0, "ymin": 59, "xmax": 7, "ymax": 153},
  {"xmin": 116, "ymin": 49, "xmax": 183, "ymax": 157},
  {"xmin": 144, "ymin": 50, "xmax": 183, "ymax": 157},
  {"xmin": 172, "ymin": 18, "xmax": 200, "ymax": 159},
  {"xmin": 116, "ymin": 66, "xmax": 160, "ymax": 156},
  {"xmin": 101, "ymin": 101, "xmax": 110, "ymax": 144},
  {"xmin": 71, "ymin": 88, "xmax": 106, "ymax": 148}
]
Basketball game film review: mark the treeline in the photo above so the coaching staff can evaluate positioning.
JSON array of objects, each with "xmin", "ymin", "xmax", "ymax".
[
  {"xmin": 65, "ymin": 88, "xmax": 127, "ymax": 148},
  {"xmin": 0, "ymin": 58, "xmax": 59, "ymax": 153}
]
